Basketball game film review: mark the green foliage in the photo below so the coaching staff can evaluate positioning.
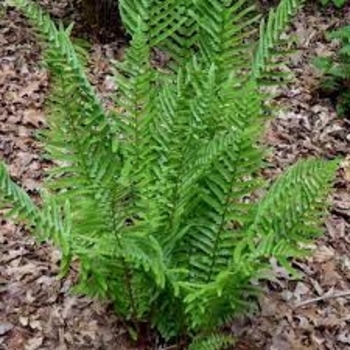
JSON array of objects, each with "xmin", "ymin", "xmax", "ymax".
[
  {"xmin": 120, "ymin": 0, "xmax": 301, "ymax": 82},
  {"xmin": 2, "ymin": 0, "xmax": 337, "ymax": 348},
  {"xmin": 314, "ymin": 26, "xmax": 350, "ymax": 117},
  {"xmin": 318, "ymin": 0, "xmax": 346, "ymax": 8},
  {"xmin": 188, "ymin": 333, "xmax": 234, "ymax": 350}
]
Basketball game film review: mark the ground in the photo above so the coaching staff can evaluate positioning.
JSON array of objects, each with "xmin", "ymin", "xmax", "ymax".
[{"xmin": 1, "ymin": 1, "xmax": 350, "ymax": 349}]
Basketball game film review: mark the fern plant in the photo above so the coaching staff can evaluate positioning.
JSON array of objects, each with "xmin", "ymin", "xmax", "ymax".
[
  {"xmin": 318, "ymin": 0, "xmax": 346, "ymax": 8},
  {"xmin": 2, "ymin": 0, "xmax": 337, "ymax": 348},
  {"xmin": 314, "ymin": 25, "xmax": 350, "ymax": 117}
]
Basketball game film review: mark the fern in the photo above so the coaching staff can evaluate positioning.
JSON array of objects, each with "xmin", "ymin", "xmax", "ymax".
[
  {"xmin": 0, "ymin": 162, "xmax": 40, "ymax": 225},
  {"xmin": 318, "ymin": 0, "xmax": 346, "ymax": 8},
  {"xmin": 189, "ymin": 333, "xmax": 234, "ymax": 350},
  {"xmin": 1, "ymin": 0, "xmax": 338, "ymax": 348},
  {"xmin": 314, "ymin": 25, "xmax": 350, "ymax": 117},
  {"xmin": 119, "ymin": 0, "xmax": 196, "ymax": 62},
  {"xmin": 253, "ymin": 0, "xmax": 304, "ymax": 82}
]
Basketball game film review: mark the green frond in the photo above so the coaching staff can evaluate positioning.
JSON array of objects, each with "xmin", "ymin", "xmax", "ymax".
[
  {"xmin": 9, "ymin": 0, "xmax": 104, "ymax": 125},
  {"xmin": 189, "ymin": 333, "xmax": 234, "ymax": 350},
  {"xmin": 39, "ymin": 194, "xmax": 72, "ymax": 273},
  {"xmin": 190, "ymin": 0, "xmax": 260, "ymax": 80},
  {"xmin": 169, "ymin": 79, "xmax": 265, "ymax": 280},
  {"xmin": 185, "ymin": 65, "xmax": 262, "ymax": 137},
  {"xmin": 4, "ymin": 0, "xmax": 336, "ymax": 345},
  {"xmin": 72, "ymin": 228, "xmax": 166, "ymax": 314},
  {"xmin": 253, "ymin": 0, "xmax": 304, "ymax": 80},
  {"xmin": 0, "ymin": 162, "xmax": 71, "ymax": 272},
  {"xmin": 8, "ymin": 0, "xmax": 117, "ymax": 199},
  {"xmin": 180, "ymin": 266, "xmax": 261, "ymax": 331},
  {"xmin": 248, "ymin": 158, "xmax": 338, "ymax": 262},
  {"xmin": 0, "ymin": 162, "xmax": 40, "ymax": 226},
  {"xmin": 112, "ymin": 22, "xmax": 155, "ymax": 182},
  {"xmin": 119, "ymin": 0, "xmax": 194, "ymax": 61}
]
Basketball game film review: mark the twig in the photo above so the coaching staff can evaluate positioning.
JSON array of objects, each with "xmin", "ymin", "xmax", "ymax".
[
  {"xmin": 294, "ymin": 290, "xmax": 350, "ymax": 309},
  {"xmin": 159, "ymin": 345, "xmax": 178, "ymax": 350}
]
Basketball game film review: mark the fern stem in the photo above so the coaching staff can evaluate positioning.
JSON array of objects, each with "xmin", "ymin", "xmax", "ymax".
[
  {"xmin": 109, "ymin": 190, "xmax": 139, "ymax": 328},
  {"xmin": 59, "ymin": 71, "xmax": 140, "ymax": 326},
  {"xmin": 206, "ymin": 176, "xmax": 235, "ymax": 283},
  {"xmin": 57, "ymin": 73, "xmax": 93, "ymax": 184}
]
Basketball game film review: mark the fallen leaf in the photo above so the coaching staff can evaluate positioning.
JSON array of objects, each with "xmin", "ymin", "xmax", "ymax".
[
  {"xmin": 19, "ymin": 316, "xmax": 29, "ymax": 327},
  {"xmin": 0, "ymin": 322, "xmax": 13, "ymax": 335},
  {"xmin": 338, "ymin": 331, "xmax": 350, "ymax": 344},
  {"xmin": 25, "ymin": 336, "xmax": 43, "ymax": 350},
  {"xmin": 313, "ymin": 246, "xmax": 335, "ymax": 263},
  {"xmin": 22, "ymin": 109, "xmax": 46, "ymax": 128},
  {"xmin": 321, "ymin": 261, "xmax": 342, "ymax": 287}
]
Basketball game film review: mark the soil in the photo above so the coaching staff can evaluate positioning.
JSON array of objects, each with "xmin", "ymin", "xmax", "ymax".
[{"xmin": 1, "ymin": 1, "xmax": 350, "ymax": 349}]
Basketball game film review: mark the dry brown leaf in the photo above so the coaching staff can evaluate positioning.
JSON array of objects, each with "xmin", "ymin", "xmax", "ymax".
[
  {"xmin": 313, "ymin": 246, "xmax": 335, "ymax": 263},
  {"xmin": 338, "ymin": 331, "xmax": 350, "ymax": 345},
  {"xmin": 29, "ymin": 320, "xmax": 42, "ymax": 331},
  {"xmin": 19, "ymin": 80, "xmax": 41, "ymax": 98},
  {"xmin": 0, "ymin": 322, "xmax": 13, "ymax": 336},
  {"xmin": 270, "ymin": 332, "xmax": 293, "ymax": 350},
  {"xmin": 321, "ymin": 261, "xmax": 342, "ymax": 287},
  {"xmin": 19, "ymin": 316, "xmax": 29, "ymax": 327},
  {"xmin": 22, "ymin": 178, "xmax": 41, "ymax": 192},
  {"xmin": 299, "ymin": 307, "xmax": 320, "ymax": 325},
  {"xmin": 5, "ymin": 328, "xmax": 26, "ymax": 349},
  {"xmin": 7, "ymin": 263, "xmax": 45, "ymax": 280},
  {"xmin": 293, "ymin": 282, "xmax": 311, "ymax": 302},
  {"xmin": 294, "ymin": 316, "xmax": 313, "ymax": 332},
  {"xmin": 25, "ymin": 336, "xmax": 43, "ymax": 350},
  {"xmin": 341, "ymin": 156, "xmax": 350, "ymax": 183},
  {"xmin": 22, "ymin": 109, "xmax": 46, "ymax": 128}
]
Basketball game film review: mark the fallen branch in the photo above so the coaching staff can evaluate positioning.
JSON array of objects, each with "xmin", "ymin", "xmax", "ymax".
[
  {"xmin": 294, "ymin": 290, "xmax": 350, "ymax": 309},
  {"xmin": 160, "ymin": 346, "xmax": 178, "ymax": 350}
]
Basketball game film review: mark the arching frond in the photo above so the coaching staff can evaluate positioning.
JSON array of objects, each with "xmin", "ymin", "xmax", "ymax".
[
  {"xmin": 190, "ymin": 0, "xmax": 260, "ymax": 79},
  {"xmin": 119, "ymin": 0, "xmax": 195, "ymax": 61},
  {"xmin": 189, "ymin": 333, "xmax": 234, "ymax": 350},
  {"xmin": 0, "ymin": 162, "xmax": 40, "ymax": 226},
  {"xmin": 253, "ymin": 0, "xmax": 304, "ymax": 81},
  {"xmin": 248, "ymin": 159, "xmax": 338, "ymax": 260}
]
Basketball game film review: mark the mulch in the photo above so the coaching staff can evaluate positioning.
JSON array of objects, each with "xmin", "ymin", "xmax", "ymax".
[{"xmin": 1, "ymin": 1, "xmax": 350, "ymax": 349}]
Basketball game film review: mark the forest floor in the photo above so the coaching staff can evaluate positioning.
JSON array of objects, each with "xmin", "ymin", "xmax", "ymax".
[{"xmin": 1, "ymin": 1, "xmax": 350, "ymax": 349}]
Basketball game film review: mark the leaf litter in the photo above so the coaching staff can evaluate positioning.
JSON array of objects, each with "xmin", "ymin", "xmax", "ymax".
[
  {"xmin": 0, "ymin": 4, "xmax": 131, "ymax": 350},
  {"xmin": 1, "ymin": 1, "xmax": 350, "ymax": 350}
]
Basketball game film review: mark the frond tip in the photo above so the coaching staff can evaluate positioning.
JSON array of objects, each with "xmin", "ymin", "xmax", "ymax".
[
  {"xmin": 253, "ymin": 0, "xmax": 304, "ymax": 80},
  {"xmin": 249, "ymin": 158, "xmax": 339, "ymax": 266},
  {"xmin": 0, "ymin": 161, "xmax": 40, "ymax": 226},
  {"xmin": 254, "ymin": 158, "xmax": 338, "ymax": 237},
  {"xmin": 189, "ymin": 333, "xmax": 234, "ymax": 350}
]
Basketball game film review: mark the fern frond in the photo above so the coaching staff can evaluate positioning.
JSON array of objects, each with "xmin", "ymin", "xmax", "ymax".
[
  {"xmin": 170, "ymin": 79, "xmax": 264, "ymax": 278},
  {"xmin": 253, "ymin": 0, "xmax": 304, "ymax": 80},
  {"xmin": 180, "ymin": 265, "xmax": 261, "ymax": 331},
  {"xmin": 190, "ymin": 0, "xmax": 260, "ymax": 80},
  {"xmin": 112, "ymin": 22, "xmax": 155, "ymax": 187},
  {"xmin": 0, "ymin": 162, "xmax": 40, "ymax": 226},
  {"xmin": 119, "ymin": 0, "xmax": 193, "ymax": 60},
  {"xmin": 189, "ymin": 333, "xmax": 234, "ymax": 350},
  {"xmin": 252, "ymin": 159, "xmax": 337, "ymax": 239},
  {"xmin": 0, "ymin": 162, "xmax": 71, "ymax": 272},
  {"xmin": 8, "ymin": 0, "xmax": 118, "ymax": 199},
  {"xmin": 245, "ymin": 158, "xmax": 338, "ymax": 268},
  {"xmin": 72, "ymin": 226, "xmax": 166, "ymax": 317}
]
